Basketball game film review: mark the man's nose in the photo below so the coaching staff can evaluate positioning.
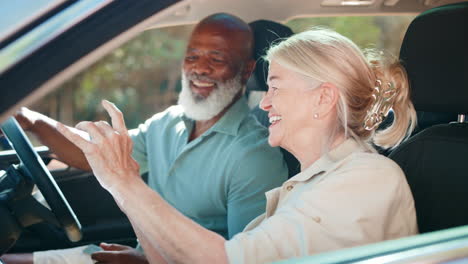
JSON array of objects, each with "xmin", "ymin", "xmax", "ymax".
[{"xmin": 192, "ymin": 58, "xmax": 212, "ymax": 76}]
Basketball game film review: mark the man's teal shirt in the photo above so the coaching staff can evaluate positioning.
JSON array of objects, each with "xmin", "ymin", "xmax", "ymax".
[{"xmin": 129, "ymin": 97, "xmax": 288, "ymax": 239}]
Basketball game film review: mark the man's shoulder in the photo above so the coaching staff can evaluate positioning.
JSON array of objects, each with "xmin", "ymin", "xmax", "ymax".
[
  {"xmin": 237, "ymin": 114, "xmax": 270, "ymax": 140},
  {"xmin": 224, "ymin": 115, "xmax": 288, "ymax": 183},
  {"xmin": 229, "ymin": 115, "xmax": 278, "ymax": 157},
  {"xmin": 130, "ymin": 105, "xmax": 184, "ymax": 137},
  {"xmin": 144, "ymin": 105, "xmax": 184, "ymax": 126}
]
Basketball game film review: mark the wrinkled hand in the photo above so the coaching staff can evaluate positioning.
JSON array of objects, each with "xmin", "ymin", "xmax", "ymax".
[
  {"xmin": 1, "ymin": 107, "xmax": 37, "ymax": 137},
  {"xmin": 14, "ymin": 107, "xmax": 39, "ymax": 131},
  {"xmin": 57, "ymin": 100, "xmax": 140, "ymax": 191},
  {"xmin": 92, "ymin": 243, "xmax": 149, "ymax": 264}
]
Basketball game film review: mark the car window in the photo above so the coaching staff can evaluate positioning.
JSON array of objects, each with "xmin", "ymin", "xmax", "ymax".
[
  {"xmin": 29, "ymin": 25, "xmax": 194, "ymax": 132},
  {"xmin": 0, "ymin": 0, "xmax": 66, "ymax": 42},
  {"xmin": 286, "ymin": 16, "xmax": 415, "ymax": 55},
  {"xmin": 1, "ymin": 15, "xmax": 414, "ymax": 149}
]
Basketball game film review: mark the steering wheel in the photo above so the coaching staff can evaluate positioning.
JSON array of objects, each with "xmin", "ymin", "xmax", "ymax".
[{"xmin": 1, "ymin": 117, "xmax": 82, "ymax": 242}]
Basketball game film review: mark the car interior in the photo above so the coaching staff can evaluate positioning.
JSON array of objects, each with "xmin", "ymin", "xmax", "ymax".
[
  {"xmin": 246, "ymin": 19, "xmax": 300, "ymax": 179},
  {"xmin": 389, "ymin": 2, "xmax": 468, "ymax": 234},
  {"xmin": 1, "ymin": 0, "xmax": 468, "ymax": 263}
]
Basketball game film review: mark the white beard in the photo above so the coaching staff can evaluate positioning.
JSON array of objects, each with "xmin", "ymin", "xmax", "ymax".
[{"xmin": 178, "ymin": 70, "xmax": 243, "ymax": 121}]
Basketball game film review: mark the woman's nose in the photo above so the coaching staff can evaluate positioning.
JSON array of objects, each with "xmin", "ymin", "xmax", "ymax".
[{"xmin": 260, "ymin": 91, "xmax": 272, "ymax": 111}]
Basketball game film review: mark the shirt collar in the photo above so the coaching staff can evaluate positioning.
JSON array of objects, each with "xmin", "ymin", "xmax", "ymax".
[
  {"xmin": 180, "ymin": 96, "xmax": 250, "ymax": 137},
  {"xmin": 287, "ymin": 139, "xmax": 371, "ymax": 183},
  {"xmin": 210, "ymin": 96, "xmax": 250, "ymax": 136}
]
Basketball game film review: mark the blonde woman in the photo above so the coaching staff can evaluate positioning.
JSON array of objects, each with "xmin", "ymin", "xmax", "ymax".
[{"xmin": 58, "ymin": 28, "xmax": 418, "ymax": 264}]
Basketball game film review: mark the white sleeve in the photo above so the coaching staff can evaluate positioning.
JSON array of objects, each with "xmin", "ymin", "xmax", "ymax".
[{"xmin": 33, "ymin": 245, "xmax": 94, "ymax": 264}]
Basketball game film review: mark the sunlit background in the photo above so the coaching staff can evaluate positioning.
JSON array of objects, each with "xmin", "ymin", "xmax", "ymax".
[{"xmin": 0, "ymin": 15, "xmax": 415, "ymax": 148}]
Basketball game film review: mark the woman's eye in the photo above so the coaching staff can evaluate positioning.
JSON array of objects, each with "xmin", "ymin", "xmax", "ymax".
[
  {"xmin": 185, "ymin": 56, "xmax": 197, "ymax": 61},
  {"xmin": 267, "ymin": 84, "xmax": 278, "ymax": 93}
]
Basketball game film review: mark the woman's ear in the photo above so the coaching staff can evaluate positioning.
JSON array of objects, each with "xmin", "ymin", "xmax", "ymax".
[{"xmin": 316, "ymin": 82, "xmax": 340, "ymax": 117}]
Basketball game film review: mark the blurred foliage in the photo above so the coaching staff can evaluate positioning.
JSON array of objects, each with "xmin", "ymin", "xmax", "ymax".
[
  {"xmin": 21, "ymin": 15, "xmax": 415, "ymax": 145},
  {"xmin": 286, "ymin": 16, "xmax": 414, "ymax": 55},
  {"xmin": 33, "ymin": 25, "xmax": 193, "ymax": 129},
  {"xmin": 287, "ymin": 16, "xmax": 380, "ymax": 48}
]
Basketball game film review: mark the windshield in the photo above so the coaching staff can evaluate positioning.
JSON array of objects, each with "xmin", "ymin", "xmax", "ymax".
[{"xmin": 0, "ymin": 0, "xmax": 66, "ymax": 42}]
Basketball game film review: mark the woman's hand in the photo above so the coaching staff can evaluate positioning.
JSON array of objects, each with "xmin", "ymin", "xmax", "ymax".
[
  {"xmin": 57, "ymin": 100, "xmax": 139, "ymax": 191},
  {"xmin": 59, "ymin": 100, "xmax": 227, "ymax": 264}
]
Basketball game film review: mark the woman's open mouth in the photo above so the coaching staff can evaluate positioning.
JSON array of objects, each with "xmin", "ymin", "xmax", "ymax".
[{"xmin": 269, "ymin": 115, "xmax": 282, "ymax": 127}]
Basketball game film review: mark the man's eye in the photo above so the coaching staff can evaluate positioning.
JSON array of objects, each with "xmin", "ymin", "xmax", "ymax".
[
  {"xmin": 211, "ymin": 58, "xmax": 225, "ymax": 64},
  {"xmin": 185, "ymin": 56, "xmax": 197, "ymax": 61}
]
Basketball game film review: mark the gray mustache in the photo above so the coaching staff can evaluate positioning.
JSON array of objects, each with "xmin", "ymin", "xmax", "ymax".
[{"xmin": 186, "ymin": 74, "xmax": 217, "ymax": 83}]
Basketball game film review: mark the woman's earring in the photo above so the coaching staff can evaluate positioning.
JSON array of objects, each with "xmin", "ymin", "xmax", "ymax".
[{"xmin": 313, "ymin": 113, "xmax": 319, "ymax": 119}]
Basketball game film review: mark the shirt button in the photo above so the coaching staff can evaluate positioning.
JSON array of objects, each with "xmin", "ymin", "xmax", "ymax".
[
  {"xmin": 313, "ymin": 216, "xmax": 321, "ymax": 223},
  {"xmin": 286, "ymin": 185, "xmax": 294, "ymax": 191}
]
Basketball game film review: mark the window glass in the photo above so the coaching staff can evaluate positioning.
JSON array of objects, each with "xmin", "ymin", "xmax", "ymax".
[
  {"xmin": 0, "ymin": 0, "xmax": 66, "ymax": 41},
  {"xmin": 286, "ymin": 16, "xmax": 415, "ymax": 55},
  {"xmin": 0, "ymin": 15, "xmax": 415, "ymax": 149},
  {"xmin": 31, "ymin": 25, "xmax": 194, "ymax": 131}
]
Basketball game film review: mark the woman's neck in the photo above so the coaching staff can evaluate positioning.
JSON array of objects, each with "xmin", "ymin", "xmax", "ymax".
[{"xmin": 284, "ymin": 129, "xmax": 346, "ymax": 171}]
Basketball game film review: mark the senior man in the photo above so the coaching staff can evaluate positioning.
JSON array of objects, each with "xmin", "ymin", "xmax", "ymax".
[{"xmin": 2, "ymin": 13, "xmax": 287, "ymax": 264}]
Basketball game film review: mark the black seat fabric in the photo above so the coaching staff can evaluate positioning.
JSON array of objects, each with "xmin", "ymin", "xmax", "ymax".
[
  {"xmin": 247, "ymin": 20, "xmax": 300, "ymax": 178},
  {"xmin": 247, "ymin": 20, "xmax": 294, "ymax": 94},
  {"xmin": 389, "ymin": 2, "xmax": 468, "ymax": 234},
  {"xmin": 399, "ymin": 3, "xmax": 468, "ymax": 113}
]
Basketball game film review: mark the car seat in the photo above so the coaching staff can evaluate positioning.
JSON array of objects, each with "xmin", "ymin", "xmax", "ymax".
[
  {"xmin": 389, "ymin": 2, "xmax": 468, "ymax": 233},
  {"xmin": 246, "ymin": 20, "xmax": 300, "ymax": 179}
]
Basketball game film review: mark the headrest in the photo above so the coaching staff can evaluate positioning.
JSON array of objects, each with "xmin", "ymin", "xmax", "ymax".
[
  {"xmin": 247, "ymin": 20, "xmax": 293, "ymax": 92},
  {"xmin": 400, "ymin": 2, "xmax": 468, "ymax": 114}
]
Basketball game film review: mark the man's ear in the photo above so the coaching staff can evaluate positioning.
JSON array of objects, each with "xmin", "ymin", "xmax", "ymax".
[
  {"xmin": 241, "ymin": 59, "xmax": 256, "ymax": 84},
  {"xmin": 316, "ymin": 82, "xmax": 340, "ymax": 117}
]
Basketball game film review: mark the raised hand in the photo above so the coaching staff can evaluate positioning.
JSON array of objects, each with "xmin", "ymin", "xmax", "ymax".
[{"xmin": 57, "ymin": 100, "xmax": 140, "ymax": 192}]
